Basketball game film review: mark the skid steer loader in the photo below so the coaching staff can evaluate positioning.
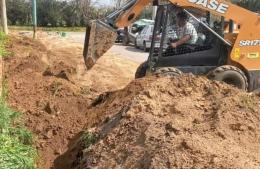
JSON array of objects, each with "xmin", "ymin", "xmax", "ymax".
[{"xmin": 83, "ymin": 0, "xmax": 260, "ymax": 91}]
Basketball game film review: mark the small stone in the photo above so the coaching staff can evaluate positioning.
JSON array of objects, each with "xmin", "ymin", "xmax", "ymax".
[
  {"xmin": 53, "ymin": 130, "xmax": 58, "ymax": 135},
  {"xmin": 35, "ymin": 125, "xmax": 44, "ymax": 134},
  {"xmin": 44, "ymin": 102, "xmax": 52, "ymax": 114},
  {"xmin": 44, "ymin": 130, "xmax": 53, "ymax": 139},
  {"xmin": 186, "ymin": 87, "xmax": 193, "ymax": 92},
  {"xmin": 165, "ymin": 123, "xmax": 180, "ymax": 135},
  {"xmin": 54, "ymin": 149, "xmax": 62, "ymax": 155},
  {"xmin": 143, "ymin": 91, "xmax": 152, "ymax": 99}
]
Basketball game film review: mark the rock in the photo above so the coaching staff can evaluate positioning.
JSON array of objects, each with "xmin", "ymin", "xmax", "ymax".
[
  {"xmin": 54, "ymin": 148, "xmax": 62, "ymax": 155},
  {"xmin": 44, "ymin": 102, "xmax": 53, "ymax": 114},
  {"xmin": 44, "ymin": 130, "xmax": 54, "ymax": 139},
  {"xmin": 165, "ymin": 123, "xmax": 180, "ymax": 135},
  {"xmin": 35, "ymin": 124, "xmax": 44, "ymax": 134},
  {"xmin": 44, "ymin": 102, "xmax": 57, "ymax": 114}
]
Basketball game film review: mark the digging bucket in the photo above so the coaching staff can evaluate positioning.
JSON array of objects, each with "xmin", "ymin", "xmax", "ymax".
[{"xmin": 83, "ymin": 20, "xmax": 117, "ymax": 70}]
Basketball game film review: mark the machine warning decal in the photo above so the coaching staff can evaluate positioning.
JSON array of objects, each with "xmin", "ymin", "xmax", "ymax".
[
  {"xmin": 233, "ymin": 48, "xmax": 240, "ymax": 59},
  {"xmin": 188, "ymin": 0, "xmax": 229, "ymax": 14},
  {"xmin": 239, "ymin": 40, "xmax": 260, "ymax": 46},
  {"xmin": 247, "ymin": 53, "xmax": 259, "ymax": 59}
]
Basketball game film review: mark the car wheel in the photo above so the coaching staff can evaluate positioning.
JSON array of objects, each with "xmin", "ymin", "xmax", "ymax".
[
  {"xmin": 135, "ymin": 40, "xmax": 139, "ymax": 49},
  {"xmin": 143, "ymin": 41, "xmax": 148, "ymax": 52},
  {"xmin": 122, "ymin": 36, "xmax": 129, "ymax": 46}
]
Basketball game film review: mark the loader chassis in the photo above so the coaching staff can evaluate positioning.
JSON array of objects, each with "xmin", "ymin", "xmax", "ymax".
[
  {"xmin": 187, "ymin": 0, "xmax": 229, "ymax": 14},
  {"xmin": 83, "ymin": 0, "xmax": 260, "ymax": 91},
  {"xmin": 148, "ymin": 5, "xmax": 228, "ymax": 74}
]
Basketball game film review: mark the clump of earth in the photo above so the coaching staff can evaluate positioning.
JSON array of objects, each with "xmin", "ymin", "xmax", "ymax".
[{"xmin": 70, "ymin": 75, "xmax": 260, "ymax": 169}]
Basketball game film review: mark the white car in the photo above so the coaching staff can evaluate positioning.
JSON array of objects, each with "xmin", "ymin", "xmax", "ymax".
[
  {"xmin": 123, "ymin": 19, "xmax": 155, "ymax": 46},
  {"xmin": 135, "ymin": 24, "xmax": 161, "ymax": 52}
]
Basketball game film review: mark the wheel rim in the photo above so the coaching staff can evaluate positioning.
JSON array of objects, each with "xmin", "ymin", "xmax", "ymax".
[
  {"xmin": 223, "ymin": 77, "xmax": 243, "ymax": 89},
  {"xmin": 208, "ymin": 65, "xmax": 248, "ymax": 90}
]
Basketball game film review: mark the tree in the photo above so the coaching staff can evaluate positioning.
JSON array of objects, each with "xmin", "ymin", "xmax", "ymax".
[
  {"xmin": 6, "ymin": 0, "xmax": 31, "ymax": 25},
  {"xmin": 6, "ymin": 0, "xmax": 116, "ymax": 27},
  {"xmin": 37, "ymin": 0, "xmax": 64, "ymax": 27},
  {"xmin": 1, "ymin": 0, "xmax": 8, "ymax": 34}
]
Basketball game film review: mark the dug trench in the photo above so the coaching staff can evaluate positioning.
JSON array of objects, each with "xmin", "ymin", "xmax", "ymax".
[
  {"xmin": 3, "ymin": 33, "xmax": 138, "ymax": 169},
  {"xmin": 4, "ymin": 33, "xmax": 260, "ymax": 169}
]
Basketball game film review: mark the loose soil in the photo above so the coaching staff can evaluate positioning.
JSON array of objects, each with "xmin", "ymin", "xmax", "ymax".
[
  {"xmin": 4, "ymin": 32, "xmax": 260, "ymax": 169},
  {"xmin": 4, "ymin": 32, "xmax": 138, "ymax": 169},
  {"xmin": 69, "ymin": 76, "xmax": 260, "ymax": 169}
]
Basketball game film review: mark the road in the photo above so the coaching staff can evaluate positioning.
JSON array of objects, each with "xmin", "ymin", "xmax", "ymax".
[
  {"xmin": 67, "ymin": 32, "xmax": 148, "ymax": 63},
  {"xmin": 17, "ymin": 31, "xmax": 148, "ymax": 63}
]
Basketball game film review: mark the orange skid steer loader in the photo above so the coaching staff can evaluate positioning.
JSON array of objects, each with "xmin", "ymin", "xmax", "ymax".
[{"xmin": 83, "ymin": 0, "xmax": 260, "ymax": 91}]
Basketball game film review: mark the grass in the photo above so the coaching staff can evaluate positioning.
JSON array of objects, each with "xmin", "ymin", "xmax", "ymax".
[
  {"xmin": 50, "ymin": 81, "xmax": 63, "ymax": 96},
  {"xmin": 9, "ymin": 26, "xmax": 85, "ymax": 32},
  {"xmin": 81, "ymin": 131, "xmax": 97, "ymax": 149},
  {"xmin": 0, "ymin": 33, "xmax": 37, "ymax": 169},
  {"xmin": 0, "ymin": 32, "xmax": 11, "ymax": 57}
]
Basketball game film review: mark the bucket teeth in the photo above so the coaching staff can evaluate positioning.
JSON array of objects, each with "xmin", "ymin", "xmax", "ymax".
[{"xmin": 83, "ymin": 20, "xmax": 117, "ymax": 70}]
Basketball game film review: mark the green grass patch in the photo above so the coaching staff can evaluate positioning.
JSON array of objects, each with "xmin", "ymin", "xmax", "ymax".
[
  {"xmin": 0, "ymin": 34, "xmax": 37, "ymax": 169},
  {"xmin": 81, "ymin": 131, "xmax": 97, "ymax": 149},
  {"xmin": 0, "ymin": 32, "xmax": 11, "ymax": 57},
  {"xmin": 10, "ymin": 26, "xmax": 85, "ymax": 32}
]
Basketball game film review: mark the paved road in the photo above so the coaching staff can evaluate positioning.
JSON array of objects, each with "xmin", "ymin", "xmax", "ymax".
[
  {"xmin": 109, "ymin": 44, "xmax": 149, "ymax": 63},
  {"xmin": 67, "ymin": 32, "xmax": 148, "ymax": 63}
]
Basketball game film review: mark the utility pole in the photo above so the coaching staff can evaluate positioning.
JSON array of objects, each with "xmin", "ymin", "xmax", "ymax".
[
  {"xmin": 152, "ymin": 6, "xmax": 157, "ymax": 20},
  {"xmin": 1, "ymin": 0, "xmax": 8, "ymax": 34},
  {"xmin": 32, "ymin": 0, "xmax": 37, "ymax": 39}
]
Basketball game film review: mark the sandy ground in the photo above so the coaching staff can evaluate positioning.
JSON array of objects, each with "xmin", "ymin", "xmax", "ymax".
[
  {"xmin": 6, "ymin": 31, "xmax": 260, "ymax": 169},
  {"xmin": 18, "ymin": 31, "xmax": 149, "ymax": 63},
  {"xmin": 5, "ymin": 31, "xmax": 141, "ymax": 169}
]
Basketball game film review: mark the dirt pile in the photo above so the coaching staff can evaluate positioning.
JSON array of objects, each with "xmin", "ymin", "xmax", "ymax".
[
  {"xmin": 4, "ymin": 35, "xmax": 97, "ymax": 169},
  {"xmin": 71, "ymin": 75, "xmax": 260, "ymax": 169},
  {"xmin": 4, "ymin": 33, "xmax": 138, "ymax": 169}
]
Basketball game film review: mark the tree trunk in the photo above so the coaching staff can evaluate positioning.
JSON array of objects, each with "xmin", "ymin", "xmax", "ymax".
[{"xmin": 1, "ymin": 0, "xmax": 8, "ymax": 34}]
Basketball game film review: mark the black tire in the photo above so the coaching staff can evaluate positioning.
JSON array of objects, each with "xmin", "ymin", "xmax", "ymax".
[
  {"xmin": 134, "ymin": 40, "xmax": 139, "ymax": 49},
  {"xmin": 208, "ymin": 65, "xmax": 248, "ymax": 90},
  {"xmin": 143, "ymin": 41, "xmax": 148, "ymax": 52},
  {"xmin": 135, "ymin": 61, "xmax": 148, "ymax": 79},
  {"xmin": 154, "ymin": 67, "xmax": 182, "ymax": 77},
  {"xmin": 122, "ymin": 36, "xmax": 129, "ymax": 46}
]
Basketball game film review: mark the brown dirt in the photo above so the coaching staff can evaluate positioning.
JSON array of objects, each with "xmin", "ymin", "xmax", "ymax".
[
  {"xmin": 4, "ymin": 32, "xmax": 138, "ymax": 169},
  {"xmin": 68, "ymin": 75, "xmax": 260, "ymax": 169},
  {"xmin": 5, "ymin": 32, "xmax": 260, "ymax": 169}
]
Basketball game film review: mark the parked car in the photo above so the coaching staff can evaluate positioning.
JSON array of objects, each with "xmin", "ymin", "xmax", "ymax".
[
  {"xmin": 123, "ymin": 19, "xmax": 155, "ymax": 46},
  {"xmin": 135, "ymin": 24, "xmax": 160, "ymax": 52}
]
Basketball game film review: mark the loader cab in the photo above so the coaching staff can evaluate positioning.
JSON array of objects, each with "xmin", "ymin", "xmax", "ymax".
[{"xmin": 148, "ymin": 4, "xmax": 230, "ymax": 75}]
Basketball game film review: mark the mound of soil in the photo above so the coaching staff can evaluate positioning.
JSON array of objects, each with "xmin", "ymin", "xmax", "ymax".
[
  {"xmin": 4, "ymin": 33, "xmax": 137, "ymax": 169},
  {"xmin": 71, "ymin": 75, "xmax": 260, "ymax": 169},
  {"xmin": 4, "ymin": 36, "xmax": 96, "ymax": 169}
]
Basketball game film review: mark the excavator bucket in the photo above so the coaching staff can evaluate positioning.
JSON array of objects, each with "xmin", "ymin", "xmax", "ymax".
[{"xmin": 83, "ymin": 20, "xmax": 117, "ymax": 70}]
